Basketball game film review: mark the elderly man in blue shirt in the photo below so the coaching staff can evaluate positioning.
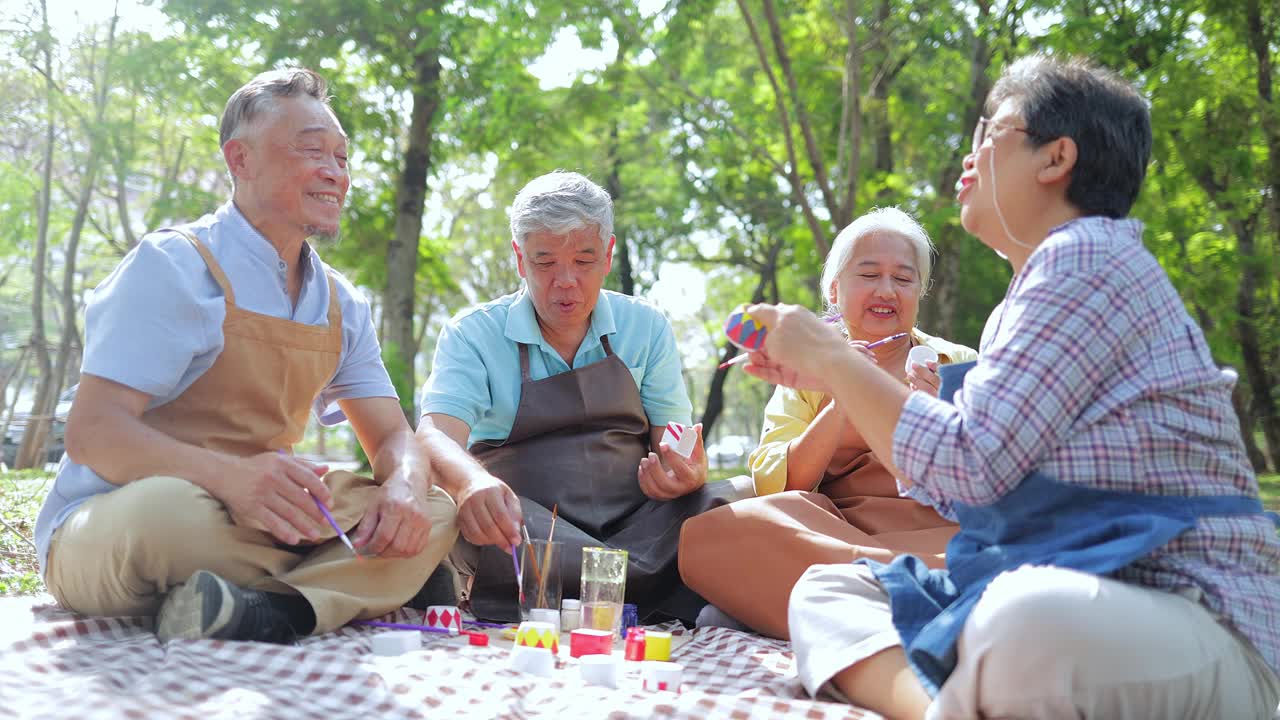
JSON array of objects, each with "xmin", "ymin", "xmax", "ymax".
[
  {"xmin": 34, "ymin": 68, "xmax": 458, "ymax": 644},
  {"xmin": 416, "ymin": 171, "xmax": 750, "ymax": 623}
]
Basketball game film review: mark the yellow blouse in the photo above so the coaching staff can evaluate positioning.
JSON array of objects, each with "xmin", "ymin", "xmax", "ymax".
[{"xmin": 747, "ymin": 328, "xmax": 978, "ymax": 497}]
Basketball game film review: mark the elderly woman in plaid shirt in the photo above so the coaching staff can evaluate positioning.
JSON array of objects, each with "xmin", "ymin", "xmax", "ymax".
[{"xmin": 740, "ymin": 56, "xmax": 1280, "ymax": 719}]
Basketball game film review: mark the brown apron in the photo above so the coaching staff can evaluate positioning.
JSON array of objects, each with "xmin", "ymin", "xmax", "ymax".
[
  {"xmin": 467, "ymin": 335, "xmax": 738, "ymax": 623},
  {"xmin": 679, "ymin": 450, "xmax": 958, "ymax": 639}
]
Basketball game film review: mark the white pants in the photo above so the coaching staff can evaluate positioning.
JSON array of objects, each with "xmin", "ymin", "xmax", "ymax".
[{"xmin": 788, "ymin": 563, "xmax": 1280, "ymax": 719}]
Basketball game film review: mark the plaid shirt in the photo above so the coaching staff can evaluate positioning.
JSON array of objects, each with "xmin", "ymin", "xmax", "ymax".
[{"xmin": 893, "ymin": 216, "xmax": 1280, "ymax": 674}]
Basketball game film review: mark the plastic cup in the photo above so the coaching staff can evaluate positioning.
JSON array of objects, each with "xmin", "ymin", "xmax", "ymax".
[
  {"xmin": 905, "ymin": 345, "xmax": 939, "ymax": 374},
  {"xmin": 580, "ymin": 546, "xmax": 628, "ymax": 635}
]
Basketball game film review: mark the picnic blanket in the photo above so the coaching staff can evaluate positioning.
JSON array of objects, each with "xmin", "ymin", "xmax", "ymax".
[{"xmin": 0, "ymin": 599, "xmax": 876, "ymax": 719}]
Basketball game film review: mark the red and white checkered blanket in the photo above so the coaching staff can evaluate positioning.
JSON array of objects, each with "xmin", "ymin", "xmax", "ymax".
[{"xmin": 0, "ymin": 600, "xmax": 876, "ymax": 719}]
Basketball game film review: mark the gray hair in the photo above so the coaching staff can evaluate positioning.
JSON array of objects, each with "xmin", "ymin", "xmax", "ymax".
[
  {"xmin": 508, "ymin": 171, "xmax": 614, "ymax": 248},
  {"xmin": 987, "ymin": 55, "xmax": 1151, "ymax": 218},
  {"xmin": 219, "ymin": 67, "xmax": 330, "ymax": 149},
  {"xmin": 820, "ymin": 207, "xmax": 934, "ymax": 311}
]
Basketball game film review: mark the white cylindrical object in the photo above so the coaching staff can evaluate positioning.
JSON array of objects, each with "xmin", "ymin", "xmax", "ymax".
[
  {"xmin": 579, "ymin": 654, "xmax": 621, "ymax": 688},
  {"xmin": 371, "ymin": 630, "xmax": 421, "ymax": 657},
  {"xmin": 905, "ymin": 345, "xmax": 939, "ymax": 373},
  {"xmin": 641, "ymin": 661, "xmax": 683, "ymax": 693},
  {"xmin": 561, "ymin": 599, "xmax": 581, "ymax": 633},
  {"xmin": 425, "ymin": 605, "xmax": 462, "ymax": 633},
  {"xmin": 529, "ymin": 607, "xmax": 561, "ymax": 635},
  {"xmin": 509, "ymin": 644, "xmax": 556, "ymax": 677}
]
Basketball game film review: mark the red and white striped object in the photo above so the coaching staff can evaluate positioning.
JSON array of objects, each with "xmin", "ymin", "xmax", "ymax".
[{"xmin": 660, "ymin": 422, "xmax": 697, "ymax": 459}]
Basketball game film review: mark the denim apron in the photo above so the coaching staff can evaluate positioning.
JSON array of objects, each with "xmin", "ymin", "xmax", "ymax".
[{"xmin": 866, "ymin": 361, "xmax": 1272, "ymax": 695}]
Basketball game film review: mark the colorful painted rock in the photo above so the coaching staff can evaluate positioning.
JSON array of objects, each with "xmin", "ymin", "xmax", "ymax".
[
  {"xmin": 509, "ymin": 644, "xmax": 555, "ymax": 677},
  {"xmin": 579, "ymin": 654, "xmax": 621, "ymax": 688},
  {"xmin": 724, "ymin": 309, "xmax": 768, "ymax": 351},
  {"xmin": 424, "ymin": 605, "xmax": 462, "ymax": 633},
  {"xmin": 515, "ymin": 620, "xmax": 560, "ymax": 654},
  {"xmin": 660, "ymin": 422, "xmax": 697, "ymax": 459}
]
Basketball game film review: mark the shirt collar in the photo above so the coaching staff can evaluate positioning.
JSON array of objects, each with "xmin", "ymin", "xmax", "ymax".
[
  {"xmin": 217, "ymin": 201, "xmax": 316, "ymax": 282},
  {"xmin": 504, "ymin": 288, "xmax": 616, "ymax": 356}
]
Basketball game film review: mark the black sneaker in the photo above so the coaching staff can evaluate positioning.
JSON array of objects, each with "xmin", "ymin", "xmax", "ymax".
[
  {"xmin": 156, "ymin": 570, "xmax": 300, "ymax": 644},
  {"xmin": 405, "ymin": 563, "xmax": 458, "ymax": 611}
]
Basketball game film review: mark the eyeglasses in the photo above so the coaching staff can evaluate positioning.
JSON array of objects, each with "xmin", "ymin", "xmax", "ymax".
[{"xmin": 971, "ymin": 117, "xmax": 1054, "ymax": 154}]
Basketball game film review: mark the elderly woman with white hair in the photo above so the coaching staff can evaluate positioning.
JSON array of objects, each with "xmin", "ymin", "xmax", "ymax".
[{"xmin": 678, "ymin": 207, "xmax": 975, "ymax": 640}]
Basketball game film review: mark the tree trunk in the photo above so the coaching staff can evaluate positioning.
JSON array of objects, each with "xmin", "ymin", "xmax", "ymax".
[
  {"xmin": 15, "ymin": 0, "xmax": 56, "ymax": 469},
  {"xmin": 605, "ymin": 121, "xmax": 636, "ymax": 296},
  {"xmin": 699, "ymin": 241, "xmax": 782, "ymax": 436},
  {"xmin": 1232, "ymin": 379, "xmax": 1270, "ymax": 472},
  {"xmin": 920, "ymin": 1, "xmax": 992, "ymax": 337},
  {"xmin": 1230, "ymin": 218, "xmax": 1280, "ymax": 469},
  {"xmin": 383, "ymin": 35, "xmax": 443, "ymax": 427}
]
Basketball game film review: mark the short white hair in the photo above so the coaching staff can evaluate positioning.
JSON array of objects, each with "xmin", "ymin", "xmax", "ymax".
[
  {"xmin": 508, "ymin": 171, "xmax": 613, "ymax": 248},
  {"xmin": 820, "ymin": 207, "xmax": 934, "ymax": 310}
]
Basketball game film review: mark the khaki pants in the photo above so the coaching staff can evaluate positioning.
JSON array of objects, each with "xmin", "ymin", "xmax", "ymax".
[
  {"xmin": 789, "ymin": 563, "xmax": 1280, "ymax": 719},
  {"xmin": 44, "ymin": 472, "xmax": 458, "ymax": 634}
]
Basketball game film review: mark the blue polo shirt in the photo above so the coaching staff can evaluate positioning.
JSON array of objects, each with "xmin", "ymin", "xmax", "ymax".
[
  {"xmin": 34, "ymin": 202, "xmax": 397, "ymax": 573},
  {"xmin": 421, "ymin": 288, "xmax": 692, "ymax": 446}
]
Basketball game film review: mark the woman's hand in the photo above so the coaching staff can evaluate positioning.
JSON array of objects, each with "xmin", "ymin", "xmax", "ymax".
[{"xmin": 907, "ymin": 361, "xmax": 941, "ymax": 397}]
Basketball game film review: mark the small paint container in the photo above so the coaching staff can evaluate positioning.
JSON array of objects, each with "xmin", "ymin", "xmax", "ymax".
[
  {"xmin": 905, "ymin": 345, "xmax": 939, "ymax": 373},
  {"xmin": 641, "ymin": 661, "xmax": 683, "ymax": 693},
  {"xmin": 624, "ymin": 627, "xmax": 646, "ymax": 661},
  {"xmin": 371, "ymin": 630, "xmax": 421, "ymax": 657},
  {"xmin": 514, "ymin": 620, "xmax": 560, "ymax": 654},
  {"xmin": 579, "ymin": 654, "xmax": 621, "ymax": 688},
  {"xmin": 570, "ymin": 628, "xmax": 614, "ymax": 658},
  {"xmin": 529, "ymin": 607, "xmax": 561, "ymax": 635},
  {"xmin": 642, "ymin": 630, "xmax": 671, "ymax": 661},
  {"xmin": 509, "ymin": 644, "xmax": 555, "ymax": 677},
  {"xmin": 424, "ymin": 605, "xmax": 462, "ymax": 634},
  {"xmin": 560, "ymin": 599, "xmax": 581, "ymax": 633},
  {"xmin": 620, "ymin": 603, "xmax": 639, "ymax": 639}
]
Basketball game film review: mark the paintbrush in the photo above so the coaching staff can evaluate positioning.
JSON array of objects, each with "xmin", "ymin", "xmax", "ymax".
[
  {"xmin": 312, "ymin": 495, "xmax": 363, "ymax": 562},
  {"xmin": 522, "ymin": 524, "xmax": 543, "ymax": 592},
  {"xmin": 512, "ymin": 542, "xmax": 524, "ymax": 604},
  {"xmin": 537, "ymin": 504, "xmax": 558, "ymax": 609},
  {"xmin": 865, "ymin": 332, "xmax": 910, "ymax": 349}
]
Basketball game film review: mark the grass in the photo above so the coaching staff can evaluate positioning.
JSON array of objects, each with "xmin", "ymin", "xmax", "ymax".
[
  {"xmin": 1259, "ymin": 473, "xmax": 1279, "ymax": 511},
  {"xmin": 0, "ymin": 469, "xmax": 50, "ymax": 596}
]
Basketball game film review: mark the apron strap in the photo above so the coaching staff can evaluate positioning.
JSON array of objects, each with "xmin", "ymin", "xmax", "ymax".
[
  {"xmin": 600, "ymin": 334, "xmax": 615, "ymax": 356},
  {"xmin": 517, "ymin": 343, "xmax": 533, "ymax": 382},
  {"xmin": 163, "ymin": 227, "xmax": 237, "ymax": 306},
  {"xmin": 322, "ymin": 270, "xmax": 342, "ymax": 332}
]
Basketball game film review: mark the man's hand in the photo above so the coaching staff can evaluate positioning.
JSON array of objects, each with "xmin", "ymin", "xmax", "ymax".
[
  {"xmin": 455, "ymin": 474, "xmax": 523, "ymax": 549},
  {"xmin": 220, "ymin": 452, "xmax": 333, "ymax": 545},
  {"xmin": 350, "ymin": 470, "xmax": 434, "ymax": 558},
  {"xmin": 638, "ymin": 423, "xmax": 708, "ymax": 500}
]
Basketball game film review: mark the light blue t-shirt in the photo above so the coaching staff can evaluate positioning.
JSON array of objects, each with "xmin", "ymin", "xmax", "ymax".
[
  {"xmin": 421, "ymin": 288, "xmax": 692, "ymax": 446},
  {"xmin": 34, "ymin": 202, "xmax": 396, "ymax": 572}
]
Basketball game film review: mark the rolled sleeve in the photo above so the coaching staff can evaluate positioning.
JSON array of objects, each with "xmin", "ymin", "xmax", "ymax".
[
  {"xmin": 81, "ymin": 236, "xmax": 220, "ymax": 398},
  {"xmin": 420, "ymin": 319, "xmax": 493, "ymax": 430},
  {"xmin": 636, "ymin": 314, "xmax": 692, "ymax": 427},
  {"xmin": 749, "ymin": 386, "xmax": 823, "ymax": 496}
]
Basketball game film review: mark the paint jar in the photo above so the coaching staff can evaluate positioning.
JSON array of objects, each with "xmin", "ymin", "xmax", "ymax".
[
  {"xmin": 520, "ymin": 540, "xmax": 562, "ymax": 623},
  {"xmin": 580, "ymin": 546, "xmax": 628, "ymax": 636},
  {"xmin": 905, "ymin": 345, "xmax": 939, "ymax": 374},
  {"xmin": 560, "ymin": 599, "xmax": 581, "ymax": 633}
]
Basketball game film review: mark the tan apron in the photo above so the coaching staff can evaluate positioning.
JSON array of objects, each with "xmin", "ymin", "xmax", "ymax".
[
  {"xmin": 466, "ymin": 335, "xmax": 739, "ymax": 623},
  {"xmin": 45, "ymin": 229, "xmax": 455, "ymax": 632},
  {"xmin": 680, "ymin": 433, "xmax": 959, "ymax": 640}
]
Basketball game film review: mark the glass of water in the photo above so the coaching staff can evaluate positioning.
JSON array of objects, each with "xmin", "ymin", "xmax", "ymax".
[{"xmin": 580, "ymin": 546, "xmax": 628, "ymax": 635}]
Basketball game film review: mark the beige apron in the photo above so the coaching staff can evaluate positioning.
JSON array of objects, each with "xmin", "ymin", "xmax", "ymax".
[
  {"xmin": 45, "ymin": 230, "xmax": 456, "ymax": 632},
  {"xmin": 466, "ymin": 335, "xmax": 739, "ymax": 623},
  {"xmin": 680, "ymin": 452, "xmax": 958, "ymax": 639}
]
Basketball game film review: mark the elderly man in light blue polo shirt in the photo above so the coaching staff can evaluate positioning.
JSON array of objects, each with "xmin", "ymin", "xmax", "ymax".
[
  {"xmin": 417, "ymin": 171, "xmax": 750, "ymax": 623},
  {"xmin": 34, "ymin": 68, "xmax": 458, "ymax": 644}
]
